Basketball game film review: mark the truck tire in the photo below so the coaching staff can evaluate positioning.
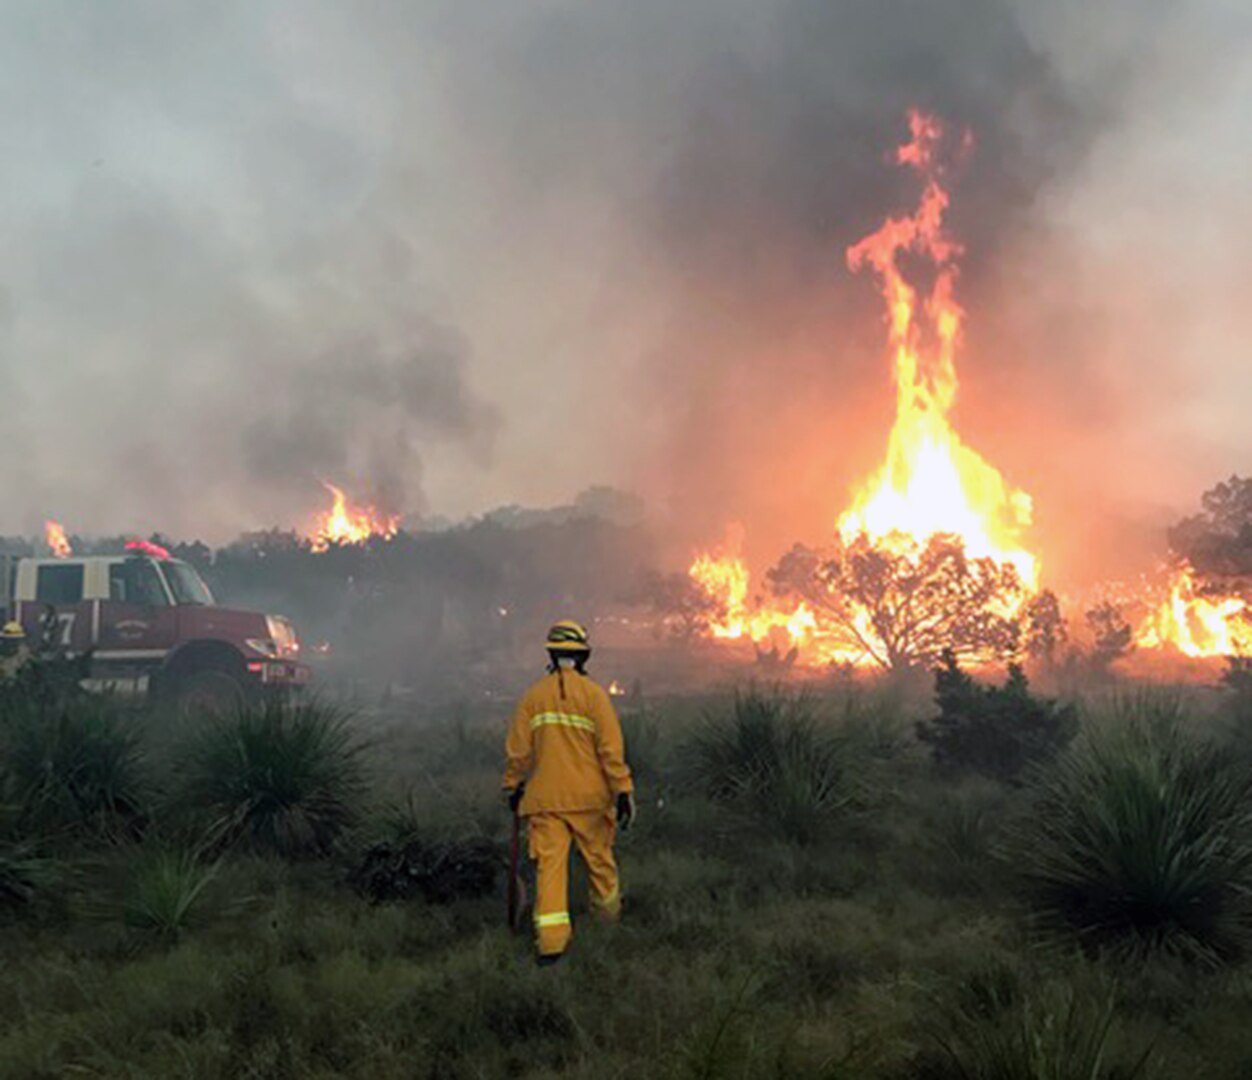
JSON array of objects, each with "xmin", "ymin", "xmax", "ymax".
[{"xmin": 174, "ymin": 669, "xmax": 246, "ymax": 721}]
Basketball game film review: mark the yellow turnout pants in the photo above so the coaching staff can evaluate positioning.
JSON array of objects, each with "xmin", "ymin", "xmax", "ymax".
[{"xmin": 528, "ymin": 809, "xmax": 621, "ymax": 957}]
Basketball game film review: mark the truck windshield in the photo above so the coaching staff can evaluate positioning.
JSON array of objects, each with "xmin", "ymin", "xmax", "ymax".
[{"xmin": 162, "ymin": 561, "xmax": 215, "ymax": 606}]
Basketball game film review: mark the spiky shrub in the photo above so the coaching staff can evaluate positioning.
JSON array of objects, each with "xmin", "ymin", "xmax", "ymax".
[
  {"xmin": 1220, "ymin": 657, "xmax": 1252, "ymax": 750},
  {"xmin": 618, "ymin": 705, "xmax": 664, "ymax": 786},
  {"xmin": 0, "ymin": 692, "xmax": 147, "ymax": 838},
  {"xmin": 916, "ymin": 653, "xmax": 1077, "ymax": 784},
  {"xmin": 1014, "ymin": 717, "xmax": 1252, "ymax": 964},
  {"xmin": 179, "ymin": 699, "xmax": 367, "ymax": 857},
  {"xmin": 923, "ymin": 784, "xmax": 1009, "ymax": 897},
  {"xmin": 687, "ymin": 686, "xmax": 853, "ymax": 845},
  {"xmin": 0, "ymin": 822, "xmax": 57, "ymax": 911},
  {"xmin": 922, "ymin": 976, "xmax": 1154, "ymax": 1080},
  {"xmin": 121, "ymin": 847, "xmax": 219, "ymax": 940}
]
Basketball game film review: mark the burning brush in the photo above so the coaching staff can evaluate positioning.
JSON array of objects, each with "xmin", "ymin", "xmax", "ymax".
[
  {"xmin": 310, "ymin": 482, "xmax": 400, "ymax": 552},
  {"xmin": 44, "ymin": 520, "xmax": 72, "ymax": 559}
]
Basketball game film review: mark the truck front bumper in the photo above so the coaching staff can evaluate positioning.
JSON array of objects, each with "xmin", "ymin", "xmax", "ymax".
[{"xmin": 246, "ymin": 659, "xmax": 312, "ymax": 686}]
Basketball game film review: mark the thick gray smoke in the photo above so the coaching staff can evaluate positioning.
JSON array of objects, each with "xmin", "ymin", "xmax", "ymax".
[
  {"xmin": 0, "ymin": 0, "xmax": 1246, "ymax": 579},
  {"xmin": 242, "ymin": 328, "xmax": 498, "ymax": 519}
]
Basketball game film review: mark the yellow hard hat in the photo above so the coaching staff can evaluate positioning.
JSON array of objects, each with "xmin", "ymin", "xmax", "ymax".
[
  {"xmin": 1, "ymin": 621, "xmax": 25, "ymax": 640},
  {"xmin": 545, "ymin": 619, "xmax": 590, "ymax": 653}
]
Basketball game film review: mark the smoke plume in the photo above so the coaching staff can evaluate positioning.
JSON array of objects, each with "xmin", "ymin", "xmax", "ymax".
[{"xmin": 0, "ymin": 0, "xmax": 1246, "ymax": 581}]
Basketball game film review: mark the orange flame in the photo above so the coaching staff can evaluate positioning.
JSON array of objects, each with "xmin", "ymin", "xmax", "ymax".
[
  {"xmin": 45, "ymin": 520, "xmax": 72, "ymax": 559},
  {"xmin": 839, "ymin": 110, "xmax": 1036, "ymax": 587},
  {"xmin": 687, "ymin": 529, "xmax": 820, "ymax": 652},
  {"xmin": 687, "ymin": 111, "xmax": 1036, "ymax": 666},
  {"xmin": 310, "ymin": 483, "xmax": 399, "ymax": 552},
  {"xmin": 1135, "ymin": 564, "xmax": 1250, "ymax": 658},
  {"xmin": 688, "ymin": 526, "xmax": 751, "ymax": 639}
]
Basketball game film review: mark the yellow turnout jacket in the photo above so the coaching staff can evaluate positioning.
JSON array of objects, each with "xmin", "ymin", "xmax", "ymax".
[{"xmin": 503, "ymin": 668, "xmax": 633, "ymax": 816}]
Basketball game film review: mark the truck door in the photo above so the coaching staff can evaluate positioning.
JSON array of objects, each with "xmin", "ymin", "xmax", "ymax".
[
  {"xmin": 23, "ymin": 562, "xmax": 94, "ymax": 653},
  {"xmin": 96, "ymin": 558, "xmax": 179, "ymax": 660}
]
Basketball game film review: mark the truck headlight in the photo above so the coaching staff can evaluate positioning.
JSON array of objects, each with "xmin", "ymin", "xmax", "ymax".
[
  {"xmin": 246, "ymin": 638, "xmax": 279, "ymax": 658},
  {"xmin": 265, "ymin": 616, "xmax": 300, "ymax": 659}
]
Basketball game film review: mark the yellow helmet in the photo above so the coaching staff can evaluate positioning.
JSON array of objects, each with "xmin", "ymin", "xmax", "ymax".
[
  {"xmin": 545, "ymin": 619, "xmax": 590, "ymax": 653},
  {"xmin": 1, "ymin": 621, "xmax": 25, "ymax": 640}
]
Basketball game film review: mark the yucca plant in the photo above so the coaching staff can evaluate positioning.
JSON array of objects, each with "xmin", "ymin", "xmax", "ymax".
[
  {"xmin": 178, "ymin": 698, "xmax": 367, "ymax": 857},
  {"xmin": 0, "ymin": 796, "xmax": 61, "ymax": 913},
  {"xmin": 0, "ymin": 693, "xmax": 147, "ymax": 838},
  {"xmin": 925, "ymin": 978, "xmax": 1154, "ymax": 1080},
  {"xmin": 1013, "ymin": 717, "xmax": 1252, "ymax": 965},
  {"xmin": 121, "ymin": 846, "xmax": 220, "ymax": 941},
  {"xmin": 923, "ymin": 784, "xmax": 1009, "ymax": 897},
  {"xmin": 687, "ymin": 686, "xmax": 854, "ymax": 845}
]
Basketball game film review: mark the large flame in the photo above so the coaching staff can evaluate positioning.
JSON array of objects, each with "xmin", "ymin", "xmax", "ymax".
[
  {"xmin": 688, "ymin": 111, "xmax": 1036, "ymax": 665},
  {"xmin": 1136, "ymin": 563, "xmax": 1250, "ymax": 658},
  {"xmin": 838, "ymin": 110, "xmax": 1036, "ymax": 587},
  {"xmin": 45, "ymin": 520, "xmax": 72, "ymax": 559},
  {"xmin": 688, "ymin": 527, "xmax": 817, "ymax": 645},
  {"xmin": 311, "ymin": 483, "xmax": 399, "ymax": 552}
]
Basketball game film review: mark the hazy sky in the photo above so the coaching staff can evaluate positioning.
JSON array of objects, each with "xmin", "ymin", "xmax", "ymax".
[{"xmin": 1, "ymin": 1, "xmax": 1248, "ymax": 580}]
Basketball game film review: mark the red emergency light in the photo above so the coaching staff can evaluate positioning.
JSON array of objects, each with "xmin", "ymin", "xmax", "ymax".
[{"xmin": 125, "ymin": 539, "xmax": 171, "ymax": 560}]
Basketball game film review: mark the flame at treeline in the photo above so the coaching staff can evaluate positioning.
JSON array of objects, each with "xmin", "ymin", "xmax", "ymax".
[
  {"xmin": 1137, "ymin": 564, "xmax": 1251, "ymax": 659},
  {"xmin": 310, "ymin": 483, "xmax": 399, "ymax": 553},
  {"xmin": 687, "ymin": 111, "xmax": 1247, "ymax": 668},
  {"xmin": 45, "ymin": 520, "xmax": 71, "ymax": 559}
]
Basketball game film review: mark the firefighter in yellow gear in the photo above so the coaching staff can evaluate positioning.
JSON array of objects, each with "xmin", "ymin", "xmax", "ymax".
[
  {"xmin": 503, "ymin": 619, "xmax": 635, "ymax": 965},
  {"xmin": 0, "ymin": 621, "xmax": 30, "ymax": 681}
]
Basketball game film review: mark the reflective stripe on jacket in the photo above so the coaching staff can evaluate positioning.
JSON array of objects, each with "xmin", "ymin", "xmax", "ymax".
[{"xmin": 502, "ymin": 669, "xmax": 633, "ymax": 816}]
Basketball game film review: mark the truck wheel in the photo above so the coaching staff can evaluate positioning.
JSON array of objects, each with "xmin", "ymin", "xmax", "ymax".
[{"xmin": 174, "ymin": 670, "xmax": 245, "ymax": 720}]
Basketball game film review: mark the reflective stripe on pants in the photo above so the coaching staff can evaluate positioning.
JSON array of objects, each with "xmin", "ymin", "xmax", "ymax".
[{"xmin": 528, "ymin": 808, "xmax": 620, "ymax": 956}]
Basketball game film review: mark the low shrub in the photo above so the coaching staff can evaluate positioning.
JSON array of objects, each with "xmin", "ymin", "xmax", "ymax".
[
  {"xmin": 1014, "ymin": 717, "xmax": 1252, "ymax": 965},
  {"xmin": 178, "ymin": 699, "xmax": 367, "ymax": 857},
  {"xmin": 120, "ymin": 846, "xmax": 220, "ymax": 941},
  {"xmin": 916, "ymin": 653, "xmax": 1077, "ymax": 783},
  {"xmin": 1219, "ymin": 657, "xmax": 1252, "ymax": 752},
  {"xmin": 921, "ymin": 782, "xmax": 1010, "ymax": 897},
  {"xmin": 0, "ymin": 692, "xmax": 147, "ymax": 838},
  {"xmin": 619, "ymin": 704, "xmax": 665, "ymax": 786},
  {"xmin": 918, "ymin": 974, "xmax": 1155, "ymax": 1079},
  {"xmin": 687, "ymin": 686, "xmax": 856, "ymax": 845},
  {"xmin": 349, "ymin": 836, "xmax": 500, "ymax": 904},
  {"xmin": 0, "ymin": 836, "xmax": 54, "ymax": 911}
]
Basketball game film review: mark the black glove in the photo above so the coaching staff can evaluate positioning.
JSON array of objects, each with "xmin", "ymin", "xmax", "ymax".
[
  {"xmin": 507, "ymin": 784, "xmax": 525, "ymax": 813},
  {"xmin": 616, "ymin": 792, "xmax": 636, "ymax": 831}
]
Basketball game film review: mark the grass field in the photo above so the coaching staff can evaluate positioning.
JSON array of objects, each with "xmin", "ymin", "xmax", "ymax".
[{"xmin": 5, "ymin": 667, "xmax": 1252, "ymax": 1079}]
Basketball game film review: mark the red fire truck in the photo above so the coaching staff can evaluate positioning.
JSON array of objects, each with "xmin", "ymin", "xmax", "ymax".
[{"xmin": 0, "ymin": 541, "xmax": 309, "ymax": 714}]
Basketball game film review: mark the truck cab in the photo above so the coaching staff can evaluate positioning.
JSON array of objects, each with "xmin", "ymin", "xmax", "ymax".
[{"xmin": 3, "ymin": 544, "xmax": 308, "ymax": 714}]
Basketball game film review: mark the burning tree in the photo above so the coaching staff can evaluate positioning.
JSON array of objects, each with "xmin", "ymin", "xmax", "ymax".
[
  {"xmin": 310, "ymin": 483, "xmax": 399, "ymax": 553},
  {"xmin": 686, "ymin": 111, "xmax": 1042, "ymax": 669},
  {"xmin": 767, "ymin": 533, "xmax": 1024, "ymax": 671},
  {"xmin": 1022, "ymin": 589, "xmax": 1068, "ymax": 667},
  {"xmin": 1168, "ymin": 475, "xmax": 1252, "ymax": 577},
  {"xmin": 640, "ymin": 571, "xmax": 724, "ymax": 643},
  {"xmin": 1086, "ymin": 601, "xmax": 1134, "ymax": 671},
  {"xmin": 1133, "ymin": 477, "xmax": 1252, "ymax": 659}
]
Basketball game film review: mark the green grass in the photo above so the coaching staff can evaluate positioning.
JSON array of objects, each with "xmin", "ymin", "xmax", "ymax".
[
  {"xmin": 4, "ymin": 679, "xmax": 1252, "ymax": 1077},
  {"xmin": 920, "ymin": 974, "xmax": 1156, "ymax": 1079}
]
